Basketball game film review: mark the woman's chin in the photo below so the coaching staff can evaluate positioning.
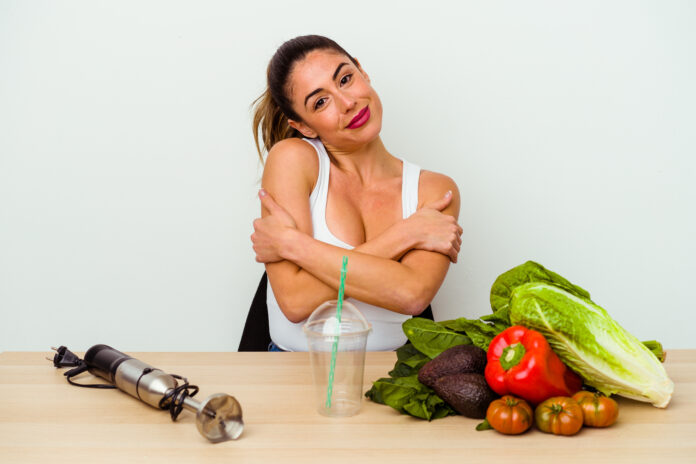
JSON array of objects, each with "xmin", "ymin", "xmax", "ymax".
[{"xmin": 350, "ymin": 117, "xmax": 382, "ymax": 142}]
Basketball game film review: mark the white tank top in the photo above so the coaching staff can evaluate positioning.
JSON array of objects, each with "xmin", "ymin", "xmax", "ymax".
[{"xmin": 266, "ymin": 137, "xmax": 422, "ymax": 351}]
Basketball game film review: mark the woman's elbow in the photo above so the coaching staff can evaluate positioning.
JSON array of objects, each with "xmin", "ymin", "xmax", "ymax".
[
  {"xmin": 401, "ymin": 283, "xmax": 435, "ymax": 316},
  {"xmin": 276, "ymin": 294, "xmax": 311, "ymax": 324}
]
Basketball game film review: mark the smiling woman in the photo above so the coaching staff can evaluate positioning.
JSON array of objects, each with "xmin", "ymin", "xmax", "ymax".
[{"xmin": 247, "ymin": 35, "xmax": 463, "ymax": 352}]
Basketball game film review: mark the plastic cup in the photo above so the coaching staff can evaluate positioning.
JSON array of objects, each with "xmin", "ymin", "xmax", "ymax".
[{"xmin": 303, "ymin": 300, "xmax": 372, "ymax": 417}]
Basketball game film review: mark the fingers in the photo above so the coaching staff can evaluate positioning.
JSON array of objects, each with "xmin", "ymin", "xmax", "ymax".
[
  {"xmin": 423, "ymin": 190, "xmax": 453, "ymax": 211},
  {"xmin": 451, "ymin": 228, "xmax": 463, "ymax": 263},
  {"xmin": 451, "ymin": 234, "xmax": 461, "ymax": 263},
  {"xmin": 258, "ymin": 188, "xmax": 280, "ymax": 214}
]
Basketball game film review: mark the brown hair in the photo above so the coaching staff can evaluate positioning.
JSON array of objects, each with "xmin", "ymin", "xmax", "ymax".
[{"xmin": 251, "ymin": 35, "xmax": 359, "ymax": 162}]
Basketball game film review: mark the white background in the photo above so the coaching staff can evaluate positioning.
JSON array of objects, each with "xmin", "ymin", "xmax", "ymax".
[{"xmin": 1, "ymin": 1, "xmax": 694, "ymax": 352}]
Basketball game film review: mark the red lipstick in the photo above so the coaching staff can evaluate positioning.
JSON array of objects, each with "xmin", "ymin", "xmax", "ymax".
[{"xmin": 347, "ymin": 106, "xmax": 370, "ymax": 129}]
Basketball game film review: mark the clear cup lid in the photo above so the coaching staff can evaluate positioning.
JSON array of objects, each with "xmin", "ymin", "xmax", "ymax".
[{"xmin": 303, "ymin": 300, "xmax": 371, "ymax": 337}]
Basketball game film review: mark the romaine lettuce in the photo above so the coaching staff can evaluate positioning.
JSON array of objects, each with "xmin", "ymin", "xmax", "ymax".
[{"xmin": 509, "ymin": 282, "xmax": 674, "ymax": 407}]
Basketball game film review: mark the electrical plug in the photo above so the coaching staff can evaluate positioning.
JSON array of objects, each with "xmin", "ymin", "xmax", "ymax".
[{"xmin": 47, "ymin": 346, "xmax": 83, "ymax": 368}]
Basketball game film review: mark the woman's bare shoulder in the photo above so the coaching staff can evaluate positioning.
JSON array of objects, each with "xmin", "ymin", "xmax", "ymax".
[
  {"xmin": 263, "ymin": 137, "xmax": 320, "ymax": 191},
  {"xmin": 418, "ymin": 170, "xmax": 460, "ymax": 206},
  {"xmin": 265, "ymin": 138, "xmax": 319, "ymax": 174}
]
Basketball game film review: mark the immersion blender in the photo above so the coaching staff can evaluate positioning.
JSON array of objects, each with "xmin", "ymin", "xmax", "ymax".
[{"xmin": 52, "ymin": 344, "xmax": 243, "ymax": 443}]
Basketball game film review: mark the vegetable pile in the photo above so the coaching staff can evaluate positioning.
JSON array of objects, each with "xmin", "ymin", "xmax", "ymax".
[{"xmin": 365, "ymin": 261, "xmax": 674, "ymax": 430}]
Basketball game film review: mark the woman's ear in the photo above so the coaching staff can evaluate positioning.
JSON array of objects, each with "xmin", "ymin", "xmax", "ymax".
[{"xmin": 288, "ymin": 119, "xmax": 317, "ymax": 138}]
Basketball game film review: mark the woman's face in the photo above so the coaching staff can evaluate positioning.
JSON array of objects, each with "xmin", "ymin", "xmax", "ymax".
[{"xmin": 286, "ymin": 49, "xmax": 383, "ymax": 149}]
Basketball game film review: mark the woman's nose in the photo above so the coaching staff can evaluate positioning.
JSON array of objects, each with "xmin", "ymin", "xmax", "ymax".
[{"xmin": 337, "ymin": 91, "xmax": 357, "ymax": 112}]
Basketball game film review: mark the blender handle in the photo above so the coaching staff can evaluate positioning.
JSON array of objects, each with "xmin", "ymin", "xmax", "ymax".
[{"xmin": 83, "ymin": 344, "xmax": 133, "ymax": 384}]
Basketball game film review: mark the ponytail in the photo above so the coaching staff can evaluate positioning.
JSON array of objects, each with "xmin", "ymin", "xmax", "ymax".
[{"xmin": 251, "ymin": 86, "xmax": 301, "ymax": 163}]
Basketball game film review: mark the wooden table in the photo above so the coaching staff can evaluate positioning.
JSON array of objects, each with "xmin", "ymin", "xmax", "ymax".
[{"xmin": 1, "ymin": 350, "xmax": 694, "ymax": 463}]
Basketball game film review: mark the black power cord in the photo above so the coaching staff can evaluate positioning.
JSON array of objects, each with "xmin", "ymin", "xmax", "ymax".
[
  {"xmin": 48, "ymin": 346, "xmax": 115, "ymax": 389},
  {"xmin": 49, "ymin": 345, "xmax": 199, "ymax": 421},
  {"xmin": 159, "ymin": 374, "xmax": 199, "ymax": 421}
]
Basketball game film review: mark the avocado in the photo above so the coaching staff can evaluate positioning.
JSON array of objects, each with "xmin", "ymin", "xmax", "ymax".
[
  {"xmin": 417, "ymin": 344, "xmax": 487, "ymax": 388},
  {"xmin": 432, "ymin": 373, "xmax": 498, "ymax": 419}
]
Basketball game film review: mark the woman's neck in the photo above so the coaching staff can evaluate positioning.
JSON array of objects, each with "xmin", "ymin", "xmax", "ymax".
[{"xmin": 321, "ymin": 136, "xmax": 400, "ymax": 186}]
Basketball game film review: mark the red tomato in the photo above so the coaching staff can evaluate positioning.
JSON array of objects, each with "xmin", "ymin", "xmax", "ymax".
[
  {"xmin": 573, "ymin": 391, "xmax": 619, "ymax": 427},
  {"xmin": 486, "ymin": 395, "xmax": 533, "ymax": 435},
  {"xmin": 535, "ymin": 396, "xmax": 584, "ymax": 436}
]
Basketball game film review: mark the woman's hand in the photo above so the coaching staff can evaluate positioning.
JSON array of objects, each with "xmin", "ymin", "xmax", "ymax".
[
  {"xmin": 251, "ymin": 189, "xmax": 298, "ymax": 263},
  {"xmin": 405, "ymin": 191, "xmax": 463, "ymax": 263}
]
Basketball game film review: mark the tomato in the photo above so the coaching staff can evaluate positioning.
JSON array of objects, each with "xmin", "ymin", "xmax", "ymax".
[
  {"xmin": 573, "ymin": 390, "xmax": 619, "ymax": 427},
  {"xmin": 535, "ymin": 396, "xmax": 584, "ymax": 436},
  {"xmin": 486, "ymin": 395, "xmax": 533, "ymax": 435}
]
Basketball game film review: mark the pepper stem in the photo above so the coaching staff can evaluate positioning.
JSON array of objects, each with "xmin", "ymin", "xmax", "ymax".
[{"xmin": 500, "ymin": 343, "xmax": 526, "ymax": 370}]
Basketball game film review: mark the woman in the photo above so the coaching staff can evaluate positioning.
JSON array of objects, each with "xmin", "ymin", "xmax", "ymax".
[{"xmin": 250, "ymin": 35, "xmax": 462, "ymax": 352}]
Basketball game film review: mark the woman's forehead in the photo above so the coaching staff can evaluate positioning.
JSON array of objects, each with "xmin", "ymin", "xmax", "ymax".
[{"xmin": 289, "ymin": 50, "xmax": 351, "ymax": 93}]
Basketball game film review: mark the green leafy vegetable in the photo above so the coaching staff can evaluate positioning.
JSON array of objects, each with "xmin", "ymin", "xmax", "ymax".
[
  {"xmin": 368, "ymin": 312, "xmax": 510, "ymax": 420},
  {"xmin": 388, "ymin": 343, "xmax": 430, "ymax": 377},
  {"xmin": 365, "ymin": 361, "xmax": 456, "ymax": 420},
  {"xmin": 491, "ymin": 261, "xmax": 592, "ymax": 313},
  {"xmin": 476, "ymin": 419, "xmax": 493, "ymax": 431},
  {"xmin": 641, "ymin": 340, "xmax": 666, "ymax": 362},
  {"xmin": 367, "ymin": 260, "xmax": 670, "ymax": 420},
  {"xmin": 489, "ymin": 261, "xmax": 663, "ymax": 363},
  {"xmin": 402, "ymin": 318, "xmax": 471, "ymax": 358},
  {"xmin": 366, "ymin": 313, "xmax": 504, "ymax": 420},
  {"xmin": 479, "ymin": 307, "xmax": 511, "ymax": 331},
  {"xmin": 438, "ymin": 318, "xmax": 499, "ymax": 351},
  {"xmin": 509, "ymin": 282, "xmax": 674, "ymax": 407}
]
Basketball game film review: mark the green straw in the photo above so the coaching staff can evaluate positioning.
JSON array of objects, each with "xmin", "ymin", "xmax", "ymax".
[{"xmin": 326, "ymin": 255, "xmax": 348, "ymax": 409}]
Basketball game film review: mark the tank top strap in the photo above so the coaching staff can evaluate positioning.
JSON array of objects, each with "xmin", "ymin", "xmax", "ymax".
[
  {"xmin": 302, "ymin": 137, "xmax": 330, "ymax": 212},
  {"xmin": 400, "ymin": 158, "xmax": 421, "ymax": 218}
]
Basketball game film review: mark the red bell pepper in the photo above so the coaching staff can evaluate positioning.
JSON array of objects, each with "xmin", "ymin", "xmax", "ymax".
[{"xmin": 485, "ymin": 325, "xmax": 582, "ymax": 405}]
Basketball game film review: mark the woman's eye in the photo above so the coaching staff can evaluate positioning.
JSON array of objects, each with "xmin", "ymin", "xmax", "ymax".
[{"xmin": 313, "ymin": 74, "xmax": 352, "ymax": 109}]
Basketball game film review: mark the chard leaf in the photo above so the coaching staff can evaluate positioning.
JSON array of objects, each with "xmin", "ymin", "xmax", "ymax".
[
  {"xmin": 491, "ymin": 261, "xmax": 593, "ymax": 313},
  {"xmin": 450, "ymin": 318, "xmax": 503, "ymax": 351},
  {"xmin": 396, "ymin": 342, "xmax": 424, "ymax": 362},
  {"xmin": 439, "ymin": 309, "xmax": 511, "ymax": 350},
  {"xmin": 402, "ymin": 318, "xmax": 471, "ymax": 359},
  {"xmin": 388, "ymin": 343, "xmax": 430, "ymax": 377},
  {"xmin": 388, "ymin": 362, "xmax": 416, "ymax": 378},
  {"xmin": 431, "ymin": 402, "xmax": 457, "ymax": 419},
  {"xmin": 480, "ymin": 307, "xmax": 511, "ymax": 330},
  {"xmin": 365, "ymin": 377, "xmax": 418, "ymax": 410},
  {"xmin": 402, "ymin": 352, "xmax": 430, "ymax": 369},
  {"xmin": 510, "ymin": 282, "xmax": 674, "ymax": 408},
  {"xmin": 437, "ymin": 319, "xmax": 465, "ymax": 332},
  {"xmin": 365, "ymin": 375, "xmax": 454, "ymax": 421}
]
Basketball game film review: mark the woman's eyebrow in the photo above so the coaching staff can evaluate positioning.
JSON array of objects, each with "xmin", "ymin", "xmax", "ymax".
[{"xmin": 303, "ymin": 62, "xmax": 350, "ymax": 108}]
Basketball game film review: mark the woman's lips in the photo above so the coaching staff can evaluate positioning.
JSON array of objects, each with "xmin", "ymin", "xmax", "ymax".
[{"xmin": 347, "ymin": 106, "xmax": 370, "ymax": 129}]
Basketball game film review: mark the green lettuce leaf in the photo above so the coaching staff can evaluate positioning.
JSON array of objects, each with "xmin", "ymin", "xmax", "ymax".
[
  {"xmin": 509, "ymin": 282, "xmax": 674, "ymax": 407},
  {"xmin": 491, "ymin": 261, "xmax": 593, "ymax": 313}
]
